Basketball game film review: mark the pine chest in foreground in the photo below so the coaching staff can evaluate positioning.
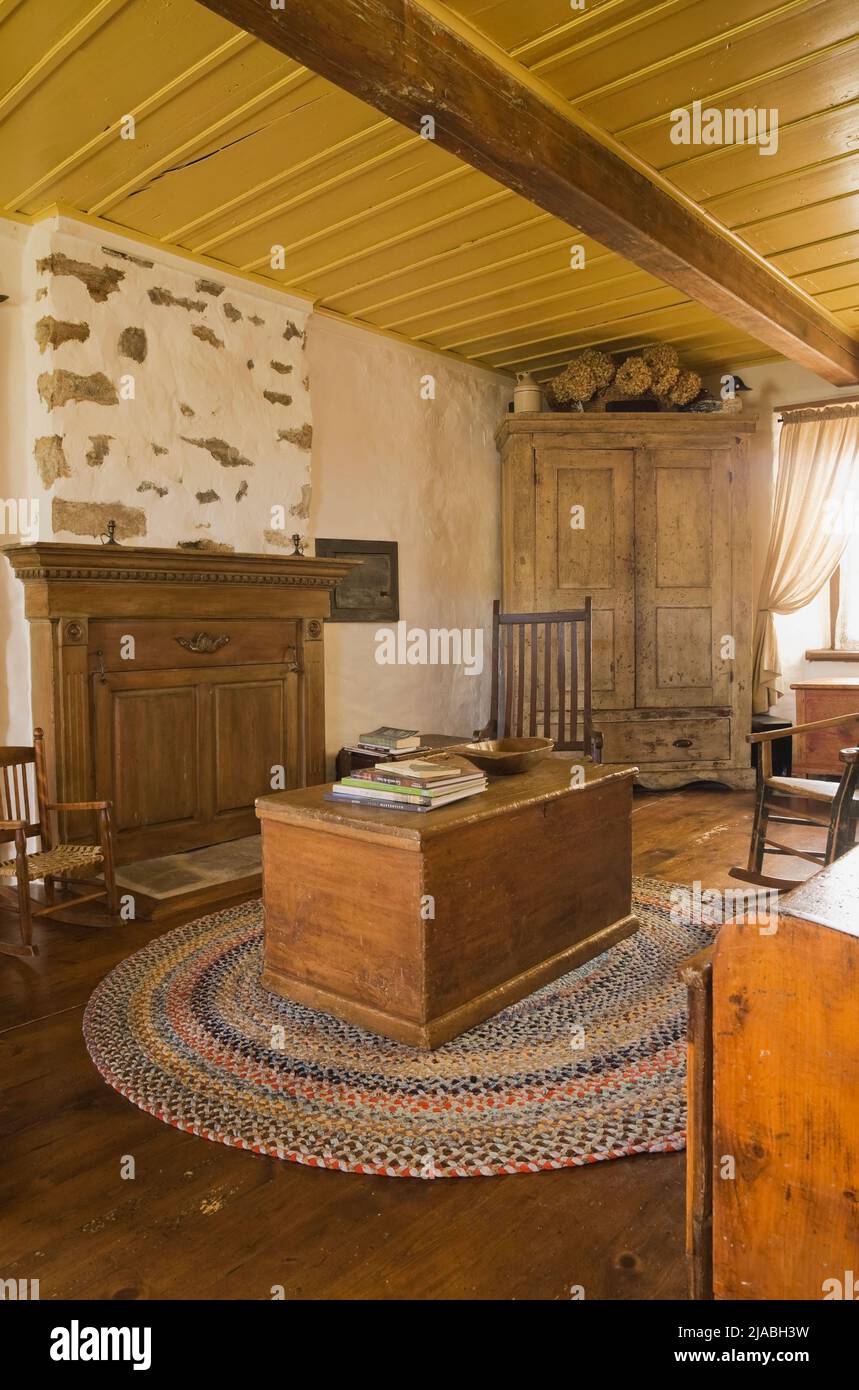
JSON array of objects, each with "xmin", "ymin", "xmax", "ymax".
[{"xmin": 257, "ymin": 759, "xmax": 638, "ymax": 1048}]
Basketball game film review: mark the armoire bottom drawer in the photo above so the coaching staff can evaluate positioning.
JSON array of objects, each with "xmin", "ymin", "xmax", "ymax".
[{"xmin": 602, "ymin": 716, "xmax": 731, "ymax": 764}]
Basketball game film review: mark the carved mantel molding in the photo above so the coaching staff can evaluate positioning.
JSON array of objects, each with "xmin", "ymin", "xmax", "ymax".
[
  {"xmin": 4, "ymin": 541, "xmax": 356, "ymax": 597},
  {"xmin": 3, "ymin": 542, "xmax": 358, "ymax": 624}
]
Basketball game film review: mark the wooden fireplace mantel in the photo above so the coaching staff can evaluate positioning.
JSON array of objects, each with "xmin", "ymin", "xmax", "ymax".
[{"xmin": 4, "ymin": 542, "xmax": 358, "ymax": 862}]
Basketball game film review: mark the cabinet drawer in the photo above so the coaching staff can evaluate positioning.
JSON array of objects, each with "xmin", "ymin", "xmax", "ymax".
[
  {"xmin": 602, "ymin": 715, "xmax": 731, "ymax": 764},
  {"xmin": 89, "ymin": 618, "xmax": 298, "ymax": 671}
]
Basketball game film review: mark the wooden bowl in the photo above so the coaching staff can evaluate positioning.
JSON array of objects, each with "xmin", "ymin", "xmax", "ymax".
[{"xmin": 456, "ymin": 736, "xmax": 555, "ymax": 775}]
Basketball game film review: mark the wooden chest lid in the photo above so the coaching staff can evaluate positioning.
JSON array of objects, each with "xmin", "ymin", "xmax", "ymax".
[{"xmin": 256, "ymin": 758, "xmax": 636, "ymax": 843}]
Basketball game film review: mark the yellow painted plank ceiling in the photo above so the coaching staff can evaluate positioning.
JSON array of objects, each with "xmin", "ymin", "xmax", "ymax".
[{"xmin": 1, "ymin": 0, "xmax": 857, "ymax": 381}]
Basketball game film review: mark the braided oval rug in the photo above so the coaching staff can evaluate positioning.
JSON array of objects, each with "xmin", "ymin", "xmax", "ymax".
[{"xmin": 83, "ymin": 877, "xmax": 714, "ymax": 1179}]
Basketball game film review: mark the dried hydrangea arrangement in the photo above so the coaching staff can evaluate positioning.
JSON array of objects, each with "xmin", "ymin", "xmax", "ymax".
[
  {"xmin": 578, "ymin": 348, "xmax": 615, "ymax": 393},
  {"xmin": 551, "ymin": 357, "xmax": 598, "ymax": 403},
  {"xmin": 614, "ymin": 355, "xmax": 651, "ymax": 396},
  {"xmin": 667, "ymin": 368, "xmax": 702, "ymax": 407},
  {"xmin": 548, "ymin": 341, "xmax": 702, "ymax": 411},
  {"xmin": 643, "ymin": 343, "xmax": 680, "ymax": 397}
]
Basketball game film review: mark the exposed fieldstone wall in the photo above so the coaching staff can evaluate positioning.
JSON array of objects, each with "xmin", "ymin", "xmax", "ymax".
[{"xmin": 29, "ymin": 220, "xmax": 311, "ymax": 551}]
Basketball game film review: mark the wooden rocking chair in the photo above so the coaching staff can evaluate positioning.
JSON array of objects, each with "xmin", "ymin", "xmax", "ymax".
[
  {"xmin": 730, "ymin": 712, "xmax": 859, "ymax": 891},
  {"xmin": 475, "ymin": 598, "xmax": 603, "ymax": 761},
  {"xmin": 0, "ymin": 729, "xmax": 118, "ymax": 958}
]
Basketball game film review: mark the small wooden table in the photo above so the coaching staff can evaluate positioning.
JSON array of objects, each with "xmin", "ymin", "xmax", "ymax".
[
  {"xmin": 791, "ymin": 678, "xmax": 859, "ymax": 777},
  {"xmin": 257, "ymin": 758, "xmax": 639, "ymax": 1048}
]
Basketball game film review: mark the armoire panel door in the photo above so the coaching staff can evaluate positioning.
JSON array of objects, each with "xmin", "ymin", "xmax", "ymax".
[
  {"xmin": 535, "ymin": 443, "xmax": 635, "ymax": 709},
  {"xmin": 635, "ymin": 447, "xmax": 733, "ymax": 709}
]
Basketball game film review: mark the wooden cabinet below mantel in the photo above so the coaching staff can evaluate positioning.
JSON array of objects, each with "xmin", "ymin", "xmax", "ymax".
[
  {"xmin": 496, "ymin": 413, "xmax": 756, "ymax": 788},
  {"xmin": 4, "ymin": 542, "xmax": 357, "ymax": 862}
]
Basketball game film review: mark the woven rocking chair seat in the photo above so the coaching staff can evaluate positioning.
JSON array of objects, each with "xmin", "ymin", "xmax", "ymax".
[{"xmin": 0, "ymin": 843, "xmax": 104, "ymax": 879}]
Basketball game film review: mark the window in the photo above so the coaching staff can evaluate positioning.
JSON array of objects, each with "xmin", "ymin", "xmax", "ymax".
[{"xmin": 834, "ymin": 533, "xmax": 859, "ymax": 651}]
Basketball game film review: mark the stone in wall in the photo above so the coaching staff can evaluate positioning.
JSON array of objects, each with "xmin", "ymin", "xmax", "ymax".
[
  {"xmin": 148, "ymin": 286, "xmax": 207, "ymax": 312},
  {"xmin": 223, "ymin": 302, "xmax": 242, "ymax": 322},
  {"xmin": 270, "ymin": 360, "xmax": 293, "ymax": 375},
  {"xmin": 103, "ymin": 245, "xmax": 154, "ymax": 269},
  {"xmin": 235, "ymin": 480, "xmax": 248, "ymax": 501},
  {"xmin": 196, "ymin": 278, "xmax": 224, "ymax": 297},
  {"xmin": 34, "ymin": 435, "xmax": 70, "ymax": 488},
  {"xmin": 278, "ymin": 424, "xmax": 312, "ymax": 449},
  {"xmin": 263, "ymin": 529, "xmax": 292, "ymax": 548},
  {"xmin": 290, "ymin": 483, "xmax": 311, "ymax": 520},
  {"xmin": 249, "ymin": 314, "xmax": 264, "ymax": 326},
  {"xmin": 53, "ymin": 498, "xmax": 146, "ymax": 540},
  {"xmin": 195, "ymin": 489, "xmax": 219, "ymax": 503},
  {"xmin": 178, "ymin": 538, "xmax": 234, "ymax": 553},
  {"xmin": 138, "ymin": 481, "xmax": 169, "ymax": 497},
  {"xmin": 263, "ymin": 389, "xmax": 292, "ymax": 407},
  {"xmin": 86, "ymin": 434, "xmax": 112, "ymax": 467},
  {"xmin": 179, "ymin": 402, "xmax": 195, "ymax": 417},
  {"xmin": 282, "ymin": 320, "xmax": 303, "ymax": 342},
  {"xmin": 38, "ymin": 369, "xmax": 118, "ymax": 409},
  {"xmin": 35, "ymin": 316, "xmax": 90, "ymax": 353},
  {"xmin": 180, "ymin": 436, "xmax": 254, "ymax": 468},
  {"xmin": 191, "ymin": 324, "xmax": 224, "ymax": 350},
  {"xmin": 36, "ymin": 252, "xmax": 124, "ymax": 301},
  {"xmin": 152, "ymin": 444, "xmax": 168, "ymax": 455},
  {"xmin": 118, "ymin": 326, "xmax": 147, "ymax": 362}
]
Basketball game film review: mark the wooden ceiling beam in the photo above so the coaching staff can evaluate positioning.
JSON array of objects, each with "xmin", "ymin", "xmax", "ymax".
[{"xmin": 197, "ymin": 0, "xmax": 859, "ymax": 385}]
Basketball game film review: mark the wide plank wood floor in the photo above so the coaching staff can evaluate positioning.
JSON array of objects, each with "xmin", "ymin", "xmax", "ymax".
[{"xmin": 0, "ymin": 785, "xmax": 815, "ymax": 1300}]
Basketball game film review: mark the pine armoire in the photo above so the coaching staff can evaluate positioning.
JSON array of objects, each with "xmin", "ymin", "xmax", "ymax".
[{"xmin": 496, "ymin": 413, "xmax": 757, "ymax": 788}]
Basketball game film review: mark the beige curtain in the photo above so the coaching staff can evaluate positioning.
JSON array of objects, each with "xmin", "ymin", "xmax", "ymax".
[{"xmin": 753, "ymin": 403, "xmax": 859, "ymax": 714}]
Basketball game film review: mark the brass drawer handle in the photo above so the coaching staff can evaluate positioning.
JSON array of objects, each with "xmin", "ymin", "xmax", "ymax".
[
  {"xmin": 175, "ymin": 633, "xmax": 230, "ymax": 654},
  {"xmin": 673, "ymin": 737, "xmax": 693, "ymax": 748},
  {"xmin": 285, "ymin": 644, "xmax": 302, "ymax": 674}
]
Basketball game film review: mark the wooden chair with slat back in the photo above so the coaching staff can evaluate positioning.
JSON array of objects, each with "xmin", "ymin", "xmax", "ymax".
[
  {"xmin": 729, "ymin": 713, "xmax": 859, "ymax": 891},
  {"xmin": 0, "ymin": 729, "xmax": 118, "ymax": 958},
  {"xmin": 475, "ymin": 598, "xmax": 603, "ymax": 761}
]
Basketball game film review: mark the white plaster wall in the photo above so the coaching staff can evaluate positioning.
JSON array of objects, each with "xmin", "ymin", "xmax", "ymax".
[
  {"xmin": 308, "ymin": 315, "xmax": 511, "ymax": 770},
  {"xmin": 704, "ymin": 363, "xmax": 859, "ymax": 718},
  {"xmin": 0, "ymin": 216, "xmax": 512, "ymax": 761},
  {"xmin": 28, "ymin": 217, "xmax": 312, "ymax": 552},
  {"xmin": 0, "ymin": 220, "xmax": 33, "ymax": 742}
]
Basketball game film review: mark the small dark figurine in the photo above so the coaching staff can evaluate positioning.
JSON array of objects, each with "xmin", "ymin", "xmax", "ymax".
[
  {"xmin": 290, "ymin": 533, "xmax": 304, "ymax": 556},
  {"xmin": 100, "ymin": 519, "xmax": 120, "ymax": 545}
]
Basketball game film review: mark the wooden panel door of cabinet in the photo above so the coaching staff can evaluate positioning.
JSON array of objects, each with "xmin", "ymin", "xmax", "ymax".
[
  {"xmin": 94, "ymin": 675, "xmax": 203, "ymax": 847},
  {"xmin": 535, "ymin": 442, "xmax": 635, "ymax": 709},
  {"xmin": 635, "ymin": 447, "xmax": 733, "ymax": 710},
  {"xmin": 94, "ymin": 663, "xmax": 298, "ymax": 860},
  {"xmin": 212, "ymin": 677, "xmax": 294, "ymax": 818}
]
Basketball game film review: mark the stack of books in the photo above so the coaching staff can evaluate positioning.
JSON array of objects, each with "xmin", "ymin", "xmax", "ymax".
[
  {"xmin": 344, "ymin": 726, "xmax": 425, "ymax": 757},
  {"xmin": 327, "ymin": 753, "xmax": 487, "ymax": 813}
]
